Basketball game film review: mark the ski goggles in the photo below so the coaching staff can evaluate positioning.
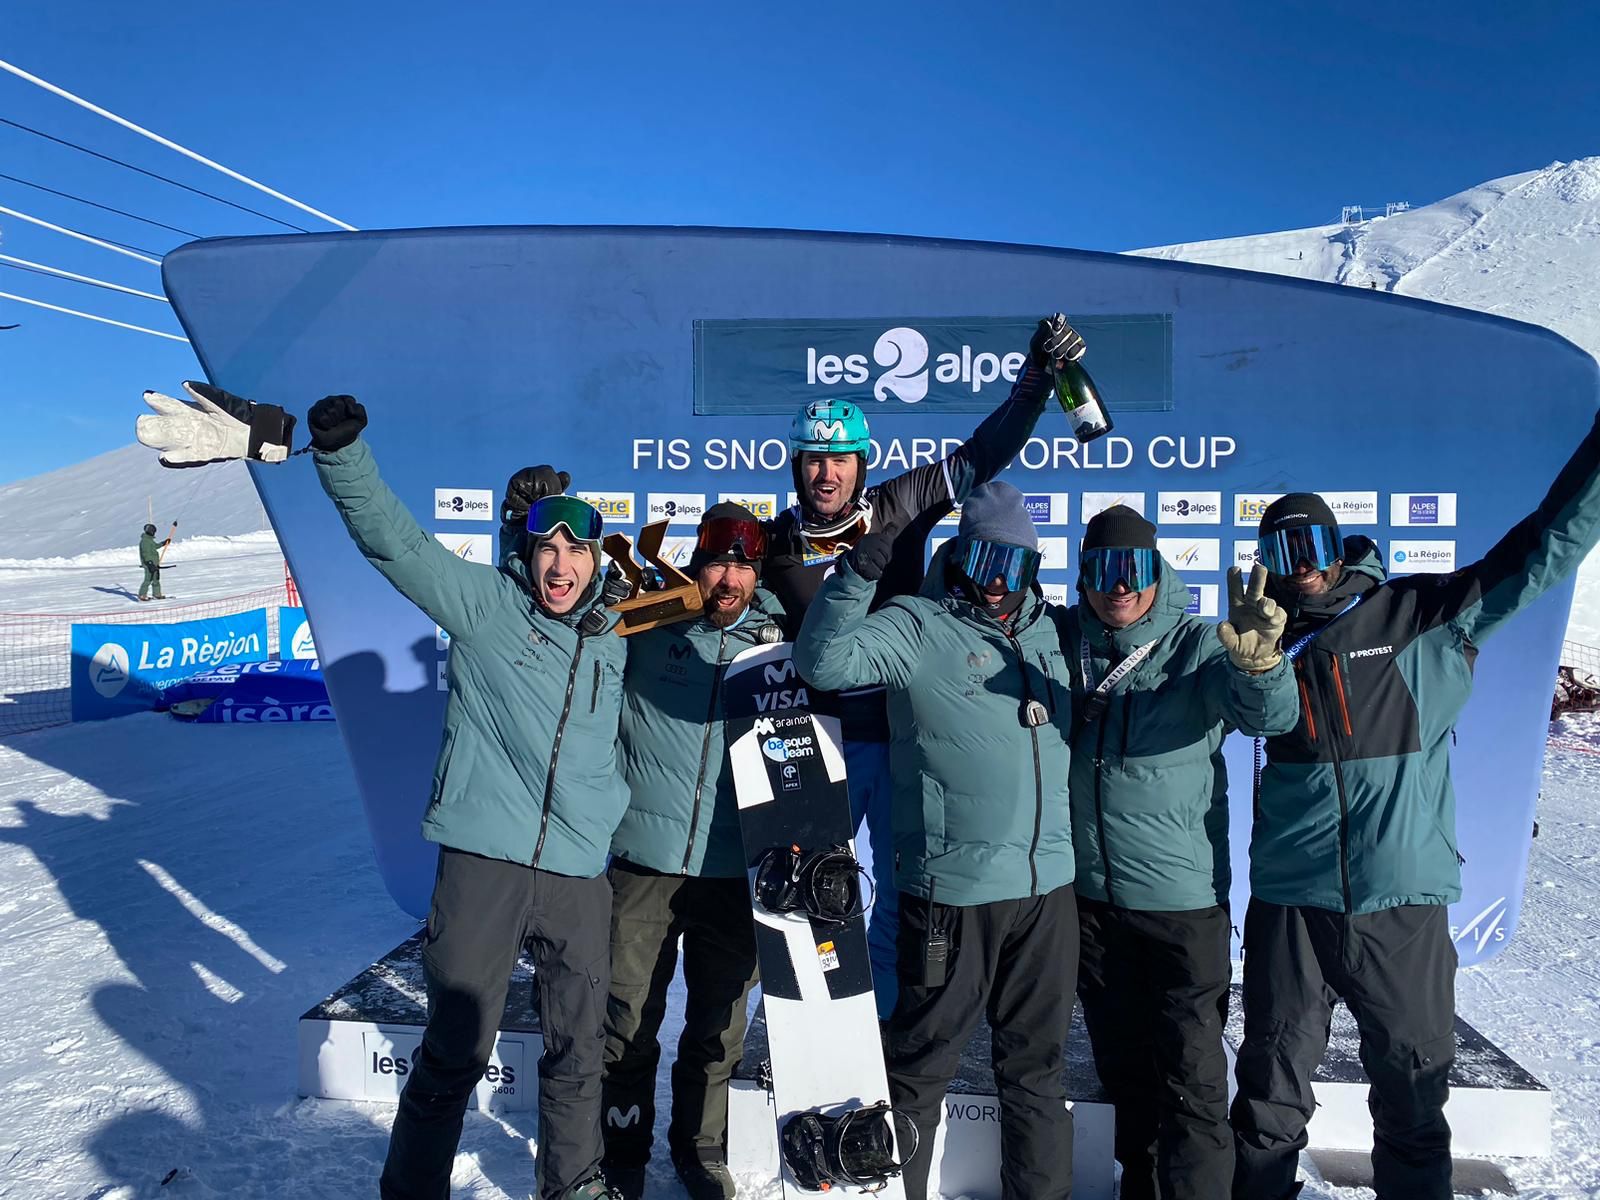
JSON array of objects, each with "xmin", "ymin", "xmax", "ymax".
[
  {"xmin": 1257, "ymin": 524, "xmax": 1343, "ymax": 576},
  {"xmin": 695, "ymin": 515, "xmax": 768, "ymax": 563},
  {"xmin": 526, "ymin": 495, "xmax": 604, "ymax": 542},
  {"xmin": 957, "ymin": 537, "xmax": 1041, "ymax": 593},
  {"xmin": 1080, "ymin": 546, "xmax": 1158, "ymax": 593}
]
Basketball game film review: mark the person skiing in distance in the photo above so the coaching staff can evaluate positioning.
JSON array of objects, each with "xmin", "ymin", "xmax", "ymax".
[
  {"xmin": 137, "ymin": 521, "xmax": 171, "ymax": 601},
  {"xmin": 601, "ymin": 503, "xmax": 784, "ymax": 1200},
  {"xmin": 1064, "ymin": 506, "xmax": 1297, "ymax": 1200},
  {"xmin": 766, "ymin": 313, "xmax": 1085, "ymax": 1019},
  {"xmin": 136, "ymin": 383, "xmax": 632, "ymax": 1200},
  {"xmin": 1232, "ymin": 409, "xmax": 1600, "ymax": 1200},
  {"xmin": 795, "ymin": 481, "xmax": 1078, "ymax": 1200}
]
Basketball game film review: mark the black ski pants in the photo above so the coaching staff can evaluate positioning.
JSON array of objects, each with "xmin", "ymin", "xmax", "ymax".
[
  {"xmin": 600, "ymin": 860, "xmax": 759, "ymax": 1171},
  {"xmin": 1230, "ymin": 899, "xmax": 1456, "ymax": 1200},
  {"xmin": 1076, "ymin": 898, "xmax": 1232, "ymax": 1200},
  {"xmin": 886, "ymin": 883, "xmax": 1079, "ymax": 1200},
  {"xmin": 380, "ymin": 848, "xmax": 611, "ymax": 1200}
]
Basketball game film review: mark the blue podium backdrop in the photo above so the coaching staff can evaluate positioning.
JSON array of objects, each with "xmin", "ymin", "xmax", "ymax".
[{"xmin": 162, "ymin": 227, "xmax": 1598, "ymax": 961}]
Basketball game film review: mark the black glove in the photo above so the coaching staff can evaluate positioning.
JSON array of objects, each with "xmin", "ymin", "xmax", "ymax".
[
  {"xmin": 845, "ymin": 531, "xmax": 896, "ymax": 581},
  {"xmin": 1029, "ymin": 313, "xmax": 1086, "ymax": 370},
  {"xmin": 500, "ymin": 465, "xmax": 571, "ymax": 527},
  {"xmin": 307, "ymin": 395, "xmax": 368, "ymax": 452}
]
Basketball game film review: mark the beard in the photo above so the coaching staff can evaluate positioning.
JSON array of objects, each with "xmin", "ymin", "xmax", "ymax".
[{"xmin": 704, "ymin": 585, "xmax": 752, "ymax": 628}]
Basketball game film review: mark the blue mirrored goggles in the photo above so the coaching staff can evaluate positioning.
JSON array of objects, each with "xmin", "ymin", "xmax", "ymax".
[
  {"xmin": 1257, "ymin": 524, "xmax": 1343, "ymax": 575},
  {"xmin": 958, "ymin": 537, "xmax": 1042, "ymax": 593},
  {"xmin": 1080, "ymin": 546, "xmax": 1158, "ymax": 593}
]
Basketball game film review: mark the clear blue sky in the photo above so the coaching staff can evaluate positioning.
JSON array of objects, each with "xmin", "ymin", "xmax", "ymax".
[{"xmin": 1, "ymin": 0, "xmax": 1594, "ymax": 483}]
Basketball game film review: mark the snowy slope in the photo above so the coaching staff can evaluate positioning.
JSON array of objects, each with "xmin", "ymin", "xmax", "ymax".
[
  {"xmin": 1130, "ymin": 157, "xmax": 1600, "ymax": 645},
  {"xmin": 0, "ymin": 442, "xmax": 270, "ymax": 561}
]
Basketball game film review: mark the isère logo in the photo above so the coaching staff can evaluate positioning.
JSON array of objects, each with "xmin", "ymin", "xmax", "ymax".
[
  {"xmin": 576, "ymin": 491, "xmax": 635, "ymax": 522},
  {"xmin": 719, "ymin": 493, "xmax": 777, "ymax": 519},
  {"xmin": 1234, "ymin": 493, "xmax": 1284, "ymax": 527}
]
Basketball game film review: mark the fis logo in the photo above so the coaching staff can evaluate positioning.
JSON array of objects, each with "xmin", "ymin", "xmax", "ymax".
[
  {"xmin": 1081, "ymin": 492, "xmax": 1146, "ymax": 521},
  {"xmin": 576, "ymin": 491, "xmax": 634, "ymax": 522},
  {"xmin": 1390, "ymin": 492, "xmax": 1458, "ymax": 527},
  {"xmin": 433, "ymin": 533, "xmax": 494, "ymax": 564},
  {"xmin": 719, "ymin": 493, "xmax": 778, "ymax": 520},
  {"xmin": 1451, "ymin": 895, "xmax": 1509, "ymax": 954},
  {"xmin": 1234, "ymin": 493, "xmax": 1284, "ymax": 528},
  {"xmin": 646, "ymin": 493, "xmax": 707, "ymax": 524},
  {"xmin": 1158, "ymin": 538, "xmax": 1220, "ymax": 572},
  {"xmin": 1157, "ymin": 492, "xmax": 1222, "ymax": 525},
  {"xmin": 433, "ymin": 488, "xmax": 493, "ymax": 521}
]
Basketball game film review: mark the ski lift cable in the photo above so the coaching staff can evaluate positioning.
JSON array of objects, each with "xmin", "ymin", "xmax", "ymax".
[
  {"xmin": 0, "ymin": 58, "xmax": 357, "ymax": 232},
  {"xmin": 0, "ymin": 253, "xmax": 168, "ymax": 301},
  {"xmin": 0, "ymin": 117, "xmax": 309, "ymax": 233},
  {"xmin": 0, "ymin": 168, "xmax": 203, "ymax": 238},
  {"xmin": 0, "ymin": 289, "xmax": 187, "ymax": 341},
  {"xmin": 0, "ymin": 203, "xmax": 163, "ymax": 264}
]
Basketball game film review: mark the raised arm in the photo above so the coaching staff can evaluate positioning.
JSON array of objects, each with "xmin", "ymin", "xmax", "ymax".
[{"xmin": 794, "ymin": 536, "xmax": 927, "ymax": 692}]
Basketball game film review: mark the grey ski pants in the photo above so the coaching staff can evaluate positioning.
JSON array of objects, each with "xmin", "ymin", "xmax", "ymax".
[{"xmin": 380, "ymin": 848, "xmax": 611, "ymax": 1200}]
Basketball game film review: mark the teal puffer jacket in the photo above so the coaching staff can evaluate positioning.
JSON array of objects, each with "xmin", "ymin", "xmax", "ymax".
[
  {"xmin": 1065, "ymin": 561, "xmax": 1299, "ymax": 912},
  {"xmin": 611, "ymin": 591, "xmax": 787, "ymax": 878},
  {"xmin": 315, "ymin": 438, "xmax": 629, "ymax": 878},
  {"xmin": 795, "ymin": 554, "xmax": 1075, "ymax": 907}
]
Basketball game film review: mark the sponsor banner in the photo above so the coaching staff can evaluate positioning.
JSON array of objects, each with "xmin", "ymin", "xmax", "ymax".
[
  {"xmin": 1041, "ymin": 582, "xmax": 1071, "ymax": 606},
  {"xmin": 436, "ymin": 660, "xmax": 448, "ymax": 692},
  {"xmin": 575, "ymin": 490, "xmax": 635, "ymax": 523},
  {"xmin": 1234, "ymin": 492, "xmax": 1283, "ymax": 528},
  {"xmin": 659, "ymin": 535, "xmax": 696, "ymax": 568},
  {"xmin": 645, "ymin": 492, "xmax": 707, "ymax": 524},
  {"xmin": 718, "ymin": 492, "xmax": 779, "ymax": 520},
  {"xmin": 1156, "ymin": 491, "xmax": 1223, "ymax": 525},
  {"xmin": 432, "ymin": 533, "xmax": 494, "ymax": 565},
  {"xmin": 1389, "ymin": 540, "xmax": 1457, "ymax": 574},
  {"xmin": 435, "ymin": 625, "xmax": 451, "ymax": 651},
  {"xmin": 1185, "ymin": 584, "xmax": 1220, "ymax": 618},
  {"xmin": 693, "ymin": 314, "xmax": 1173, "ymax": 415},
  {"xmin": 786, "ymin": 491, "xmax": 800, "ymax": 510},
  {"xmin": 1081, "ymin": 491, "xmax": 1147, "ymax": 521},
  {"xmin": 1320, "ymin": 490, "xmax": 1379, "ymax": 525},
  {"xmin": 1038, "ymin": 537, "xmax": 1071, "ymax": 572},
  {"xmin": 1021, "ymin": 492, "xmax": 1070, "ymax": 525},
  {"xmin": 278, "ymin": 607, "xmax": 318, "ymax": 660},
  {"xmin": 1158, "ymin": 538, "xmax": 1221, "ymax": 573},
  {"xmin": 937, "ymin": 504, "xmax": 963, "ymax": 527},
  {"xmin": 1234, "ymin": 539, "xmax": 1262, "ymax": 569},
  {"xmin": 1391, "ymin": 492, "xmax": 1458, "ymax": 527},
  {"xmin": 71, "ymin": 609, "xmax": 270, "ymax": 722},
  {"xmin": 164, "ymin": 658, "xmax": 332, "ymax": 724},
  {"xmin": 432, "ymin": 487, "xmax": 493, "ymax": 522},
  {"xmin": 361, "ymin": 1027, "xmax": 523, "ymax": 1110}
]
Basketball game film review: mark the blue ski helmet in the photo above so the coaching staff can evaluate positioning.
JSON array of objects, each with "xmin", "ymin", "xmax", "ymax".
[{"xmin": 788, "ymin": 399, "xmax": 872, "ymax": 459}]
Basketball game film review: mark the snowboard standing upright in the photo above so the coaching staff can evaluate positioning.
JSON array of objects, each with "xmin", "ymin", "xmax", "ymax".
[{"xmin": 723, "ymin": 643, "xmax": 908, "ymax": 1198}]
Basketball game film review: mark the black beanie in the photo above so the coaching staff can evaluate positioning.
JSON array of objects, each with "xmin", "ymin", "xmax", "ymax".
[
  {"xmin": 687, "ymin": 502, "xmax": 763, "ymax": 576},
  {"xmin": 1082, "ymin": 505, "xmax": 1156, "ymax": 552},
  {"xmin": 1259, "ymin": 492, "xmax": 1340, "ymax": 540},
  {"xmin": 143, "ymin": 523, "xmax": 157, "ymax": 536}
]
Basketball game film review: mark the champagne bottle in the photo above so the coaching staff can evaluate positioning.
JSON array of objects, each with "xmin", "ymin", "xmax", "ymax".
[{"xmin": 1051, "ymin": 358, "xmax": 1114, "ymax": 444}]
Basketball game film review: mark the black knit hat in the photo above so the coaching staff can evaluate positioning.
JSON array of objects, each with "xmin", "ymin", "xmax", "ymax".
[
  {"xmin": 1082, "ymin": 505, "xmax": 1156, "ymax": 552},
  {"xmin": 687, "ymin": 501, "xmax": 764, "ymax": 576},
  {"xmin": 143, "ymin": 523, "xmax": 157, "ymax": 536},
  {"xmin": 1259, "ymin": 492, "xmax": 1340, "ymax": 539}
]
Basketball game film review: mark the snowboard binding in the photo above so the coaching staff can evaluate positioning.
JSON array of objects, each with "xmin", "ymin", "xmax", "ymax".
[
  {"xmin": 754, "ymin": 843, "xmax": 873, "ymax": 925},
  {"xmin": 780, "ymin": 1101, "xmax": 919, "ymax": 1193}
]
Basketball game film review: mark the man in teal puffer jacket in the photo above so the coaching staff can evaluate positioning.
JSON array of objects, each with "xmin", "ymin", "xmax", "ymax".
[
  {"xmin": 304, "ymin": 397, "xmax": 629, "ymax": 1200},
  {"xmin": 1063, "ymin": 506, "xmax": 1295, "ymax": 1200},
  {"xmin": 1233, "ymin": 408, "xmax": 1600, "ymax": 1200},
  {"xmin": 600, "ymin": 503, "xmax": 785, "ymax": 1200},
  {"xmin": 796, "ymin": 481, "xmax": 1077, "ymax": 1200}
]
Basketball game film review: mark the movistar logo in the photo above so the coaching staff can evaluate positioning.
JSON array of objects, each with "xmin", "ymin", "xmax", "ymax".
[
  {"xmin": 811, "ymin": 419, "xmax": 850, "ymax": 442},
  {"xmin": 607, "ymin": 1105, "xmax": 641, "ymax": 1128}
]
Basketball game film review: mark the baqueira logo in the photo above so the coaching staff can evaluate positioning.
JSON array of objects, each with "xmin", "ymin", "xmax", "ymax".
[
  {"xmin": 433, "ymin": 488, "xmax": 493, "ymax": 521},
  {"xmin": 1157, "ymin": 492, "xmax": 1223, "ymax": 525},
  {"xmin": 806, "ymin": 326, "xmax": 1031, "ymax": 403}
]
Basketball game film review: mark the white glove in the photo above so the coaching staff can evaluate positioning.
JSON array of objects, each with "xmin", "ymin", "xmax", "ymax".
[
  {"xmin": 1218, "ymin": 563, "xmax": 1287, "ymax": 672},
  {"xmin": 137, "ymin": 381, "xmax": 296, "ymax": 468}
]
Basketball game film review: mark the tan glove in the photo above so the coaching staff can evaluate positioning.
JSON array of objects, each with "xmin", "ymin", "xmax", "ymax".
[{"xmin": 1218, "ymin": 563, "xmax": 1287, "ymax": 672}]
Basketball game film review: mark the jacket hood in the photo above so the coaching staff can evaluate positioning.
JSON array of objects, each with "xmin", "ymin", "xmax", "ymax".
[
  {"xmin": 921, "ymin": 539, "xmax": 1048, "ymax": 633},
  {"xmin": 503, "ymin": 552, "xmax": 616, "ymax": 632},
  {"xmin": 1268, "ymin": 533, "xmax": 1385, "ymax": 620},
  {"xmin": 1076, "ymin": 553, "xmax": 1191, "ymax": 653}
]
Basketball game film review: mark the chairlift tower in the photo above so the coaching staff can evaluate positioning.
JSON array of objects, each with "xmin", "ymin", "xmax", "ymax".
[{"xmin": 1341, "ymin": 205, "xmax": 1365, "ymax": 224}]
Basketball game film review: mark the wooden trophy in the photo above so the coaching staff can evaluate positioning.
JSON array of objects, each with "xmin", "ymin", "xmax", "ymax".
[{"xmin": 603, "ymin": 520, "xmax": 703, "ymax": 636}]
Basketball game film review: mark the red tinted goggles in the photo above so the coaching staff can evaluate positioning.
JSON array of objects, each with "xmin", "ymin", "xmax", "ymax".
[{"xmin": 696, "ymin": 516, "xmax": 768, "ymax": 562}]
